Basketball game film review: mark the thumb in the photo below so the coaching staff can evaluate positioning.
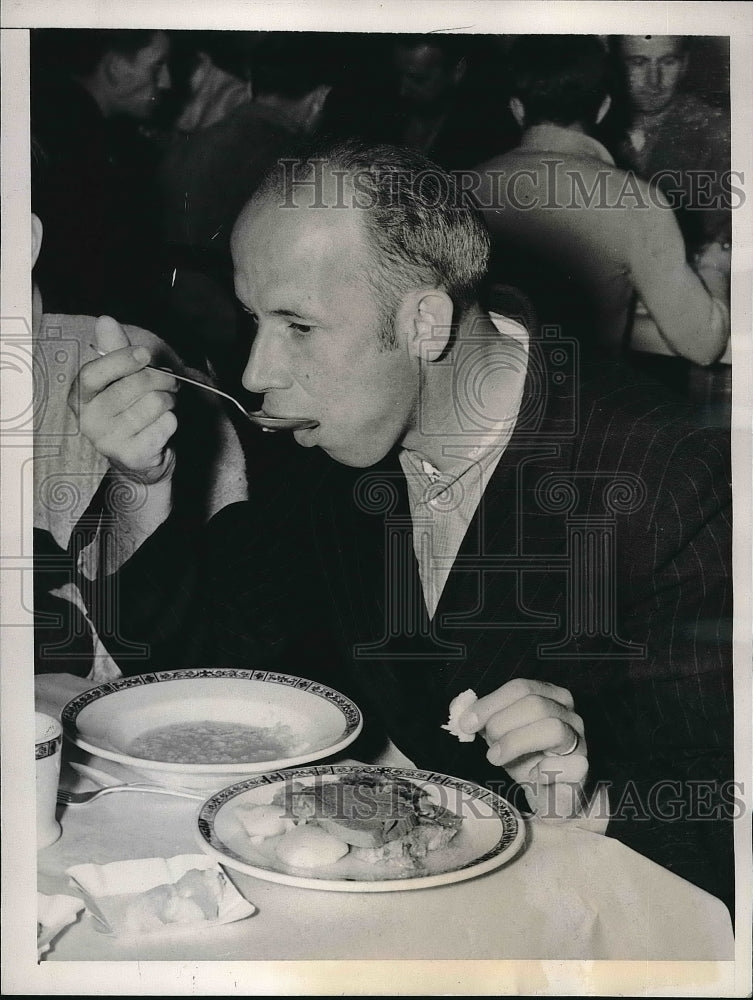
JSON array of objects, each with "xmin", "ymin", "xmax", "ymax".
[{"xmin": 95, "ymin": 314, "xmax": 132, "ymax": 355}]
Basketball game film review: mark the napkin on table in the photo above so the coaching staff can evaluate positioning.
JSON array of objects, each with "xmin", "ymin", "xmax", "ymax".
[
  {"xmin": 66, "ymin": 854, "xmax": 256, "ymax": 938},
  {"xmin": 37, "ymin": 892, "xmax": 85, "ymax": 959}
]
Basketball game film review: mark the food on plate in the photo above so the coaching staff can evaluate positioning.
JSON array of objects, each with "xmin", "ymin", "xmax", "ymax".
[
  {"xmin": 259, "ymin": 770, "xmax": 464, "ymax": 871},
  {"xmin": 127, "ymin": 720, "xmax": 306, "ymax": 764},
  {"xmin": 236, "ymin": 803, "xmax": 296, "ymax": 843},
  {"xmin": 274, "ymin": 825, "xmax": 350, "ymax": 867},
  {"xmin": 122, "ymin": 868, "xmax": 223, "ymax": 933},
  {"xmin": 441, "ymin": 689, "xmax": 478, "ymax": 742}
]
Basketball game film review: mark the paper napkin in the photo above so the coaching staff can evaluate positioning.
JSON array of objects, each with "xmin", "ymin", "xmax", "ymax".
[
  {"xmin": 66, "ymin": 854, "xmax": 256, "ymax": 938},
  {"xmin": 37, "ymin": 892, "xmax": 85, "ymax": 959}
]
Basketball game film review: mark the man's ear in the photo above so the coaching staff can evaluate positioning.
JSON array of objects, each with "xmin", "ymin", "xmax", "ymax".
[
  {"xmin": 102, "ymin": 50, "xmax": 130, "ymax": 89},
  {"xmin": 596, "ymin": 94, "xmax": 612, "ymax": 124},
  {"xmin": 509, "ymin": 96, "xmax": 525, "ymax": 129},
  {"xmin": 402, "ymin": 289, "xmax": 454, "ymax": 361},
  {"xmin": 31, "ymin": 213, "xmax": 43, "ymax": 269}
]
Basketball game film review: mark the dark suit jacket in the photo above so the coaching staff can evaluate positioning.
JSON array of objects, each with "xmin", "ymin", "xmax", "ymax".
[{"xmin": 94, "ymin": 336, "xmax": 734, "ymax": 908}]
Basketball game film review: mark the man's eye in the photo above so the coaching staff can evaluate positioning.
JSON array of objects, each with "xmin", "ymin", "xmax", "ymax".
[{"xmin": 290, "ymin": 322, "xmax": 313, "ymax": 335}]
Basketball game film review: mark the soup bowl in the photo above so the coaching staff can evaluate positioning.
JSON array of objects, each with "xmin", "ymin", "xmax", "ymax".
[{"xmin": 61, "ymin": 668, "xmax": 363, "ymax": 791}]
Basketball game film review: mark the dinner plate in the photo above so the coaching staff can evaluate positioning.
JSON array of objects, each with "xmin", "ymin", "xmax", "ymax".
[
  {"xmin": 196, "ymin": 765, "xmax": 526, "ymax": 891},
  {"xmin": 61, "ymin": 669, "xmax": 363, "ymax": 791}
]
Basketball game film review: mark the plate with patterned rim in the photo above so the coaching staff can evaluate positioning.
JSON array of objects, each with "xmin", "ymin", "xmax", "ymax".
[
  {"xmin": 62, "ymin": 669, "xmax": 363, "ymax": 791},
  {"xmin": 196, "ymin": 764, "xmax": 526, "ymax": 891}
]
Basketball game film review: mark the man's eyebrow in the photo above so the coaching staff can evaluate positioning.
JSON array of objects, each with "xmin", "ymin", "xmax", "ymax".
[{"xmin": 269, "ymin": 308, "xmax": 315, "ymax": 321}]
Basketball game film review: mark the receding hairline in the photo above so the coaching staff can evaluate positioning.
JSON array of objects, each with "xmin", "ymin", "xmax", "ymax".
[
  {"xmin": 231, "ymin": 174, "xmax": 375, "ymax": 254},
  {"xmin": 231, "ymin": 144, "xmax": 490, "ymax": 322},
  {"xmin": 229, "ymin": 184, "xmax": 385, "ymax": 300}
]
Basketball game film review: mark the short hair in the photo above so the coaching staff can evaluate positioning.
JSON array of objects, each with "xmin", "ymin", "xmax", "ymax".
[
  {"xmin": 249, "ymin": 139, "xmax": 491, "ymax": 347},
  {"xmin": 506, "ymin": 35, "xmax": 609, "ymax": 128},
  {"xmin": 31, "ymin": 28, "xmax": 162, "ymax": 79}
]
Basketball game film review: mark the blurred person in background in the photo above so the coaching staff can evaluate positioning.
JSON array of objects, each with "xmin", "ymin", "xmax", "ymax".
[
  {"xmin": 603, "ymin": 35, "xmax": 732, "ymax": 409},
  {"xmin": 323, "ymin": 34, "xmax": 517, "ymax": 171},
  {"xmin": 169, "ymin": 31, "xmax": 255, "ymax": 134},
  {"xmin": 31, "ymin": 29, "xmax": 174, "ymax": 331},
  {"xmin": 387, "ymin": 34, "xmax": 518, "ymax": 169},
  {"xmin": 158, "ymin": 33, "xmax": 334, "ymax": 385},
  {"xmin": 160, "ymin": 33, "xmax": 332, "ymax": 254},
  {"xmin": 30, "ymin": 137, "xmax": 247, "ymax": 679},
  {"xmin": 604, "ymin": 35, "xmax": 732, "ymax": 255},
  {"xmin": 473, "ymin": 35, "xmax": 729, "ymax": 380}
]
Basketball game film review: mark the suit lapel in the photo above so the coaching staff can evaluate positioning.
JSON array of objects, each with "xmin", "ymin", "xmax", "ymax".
[{"xmin": 309, "ymin": 330, "xmax": 580, "ymax": 782}]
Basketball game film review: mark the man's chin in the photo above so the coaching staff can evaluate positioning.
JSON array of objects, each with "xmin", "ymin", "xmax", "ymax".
[
  {"xmin": 633, "ymin": 94, "xmax": 675, "ymax": 115},
  {"xmin": 292, "ymin": 425, "xmax": 318, "ymax": 448},
  {"xmin": 317, "ymin": 445, "xmax": 392, "ymax": 469}
]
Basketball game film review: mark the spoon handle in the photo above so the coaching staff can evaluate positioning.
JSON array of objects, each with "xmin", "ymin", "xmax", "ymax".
[
  {"xmin": 148, "ymin": 366, "xmax": 251, "ymax": 418},
  {"xmin": 89, "ymin": 345, "xmax": 250, "ymax": 419}
]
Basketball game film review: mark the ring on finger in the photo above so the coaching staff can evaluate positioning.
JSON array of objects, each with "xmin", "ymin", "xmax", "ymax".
[{"xmin": 556, "ymin": 729, "xmax": 579, "ymax": 756}]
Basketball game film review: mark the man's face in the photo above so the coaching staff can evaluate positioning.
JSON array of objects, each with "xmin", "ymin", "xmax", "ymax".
[
  {"xmin": 393, "ymin": 43, "xmax": 460, "ymax": 110},
  {"xmin": 619, "ymin": 36, "xmax": 687, "ymax": 115},
  {"xmin": 231, "ymin": 194, "xmax": 421, "ymax": 468},
  {"xmin": 112, "ymin": 31, "xmax": 172, "ymax": 120}
]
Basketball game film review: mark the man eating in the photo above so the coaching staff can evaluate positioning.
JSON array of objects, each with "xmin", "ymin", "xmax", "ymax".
[{"xmin": 71, "ymin": 140, "xmax": 733, "ymax": 909}]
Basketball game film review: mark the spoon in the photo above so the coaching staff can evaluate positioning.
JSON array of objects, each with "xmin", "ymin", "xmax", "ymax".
[{"xmin": 90, "ymin": 346, "xmax": 318, "ymax": 432}]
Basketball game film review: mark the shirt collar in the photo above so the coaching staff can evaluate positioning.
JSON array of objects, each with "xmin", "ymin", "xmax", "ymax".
[{"xmin": 517, "ymin": 123, "xmax": 615, "ymax": 166}]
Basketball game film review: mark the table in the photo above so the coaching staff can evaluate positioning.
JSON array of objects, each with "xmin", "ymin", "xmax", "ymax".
[{"xmin": 36, "ymin": 675, "xmax": 734, "ymax": 962}]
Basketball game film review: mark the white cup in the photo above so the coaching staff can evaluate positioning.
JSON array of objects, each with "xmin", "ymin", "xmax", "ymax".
[{"xmin": 35, "ymin": 712, "xmax": 63, "ymax": 849}]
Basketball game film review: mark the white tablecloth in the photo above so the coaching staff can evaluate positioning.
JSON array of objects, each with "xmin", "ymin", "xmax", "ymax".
[{"xmin": 35, "ymin": 674, "xmax": 734, "ymax": 962}]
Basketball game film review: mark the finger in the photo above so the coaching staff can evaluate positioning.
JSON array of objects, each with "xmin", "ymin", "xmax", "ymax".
[
  {"xmin": 94, "ymin": 370, "xmax": 178, "ymax": 419},
  {"xmin": 486, "ymin": 716, "xmax": 580, "ymax": 767},
  {"xmin": 94, "ymin": 314, "xmax": 133, "ymax": 354},
  {"xmin": 103, "ymin": 410, "xmax": 178, "ymax": 472},
  {"xmin": 483, "ymin": 695, "xmax": 583, "ymax": 745},
  {"xmin": 110, "ymin": 390, "xmax": 178, "ymax": 437},
  {"xmin": 128, "ymin": 409, "xmax": 178, "ymax": 460},
  {"xmin": 74, "ymin": 346, "xmax": 154, "ymax": 407},
  {"xmin": 533, "ymin": 752, "xmax": 589, "ymax": 785},
  {"xmin": 460, "ymin": 678, "xmax": 575, "ymax": 734}
]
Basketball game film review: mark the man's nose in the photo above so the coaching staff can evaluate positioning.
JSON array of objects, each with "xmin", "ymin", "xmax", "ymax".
[
  {"xmin": 647, "ymin": 61, "xmax": 661, "ymax": 89},
  {"xmin": 157, "ymin": 64, "xmax": 171, "ymax": 90},
  {"xmin": 241, "ymin": 327, "xmax": 289, "ymax": 395}
]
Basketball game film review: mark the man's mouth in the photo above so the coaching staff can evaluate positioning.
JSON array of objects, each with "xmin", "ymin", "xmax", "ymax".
[{"xmin": 261, "ymin": 408, "xmax": 317, "ymax": 423}]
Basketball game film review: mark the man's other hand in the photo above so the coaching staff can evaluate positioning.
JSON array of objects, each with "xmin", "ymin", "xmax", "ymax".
[{"xmin": 460, "ymin": 677, "xmax": 590, "ymax": 820}]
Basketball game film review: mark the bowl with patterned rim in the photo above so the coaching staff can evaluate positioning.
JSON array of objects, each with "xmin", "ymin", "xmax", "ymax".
[{"xmin": 61, "ymin": 669, "xmax": 363, "ymax": 791}]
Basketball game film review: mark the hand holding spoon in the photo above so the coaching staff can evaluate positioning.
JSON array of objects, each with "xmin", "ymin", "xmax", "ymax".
[{"xmin": 90, "ymin": 347, "xmax": 318, "ymax": 432}]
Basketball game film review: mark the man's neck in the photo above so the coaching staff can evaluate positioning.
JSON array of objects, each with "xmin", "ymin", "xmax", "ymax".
[{"xmin": 400, "ymin": 306, "xmax": 528, "ymax": 475}]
